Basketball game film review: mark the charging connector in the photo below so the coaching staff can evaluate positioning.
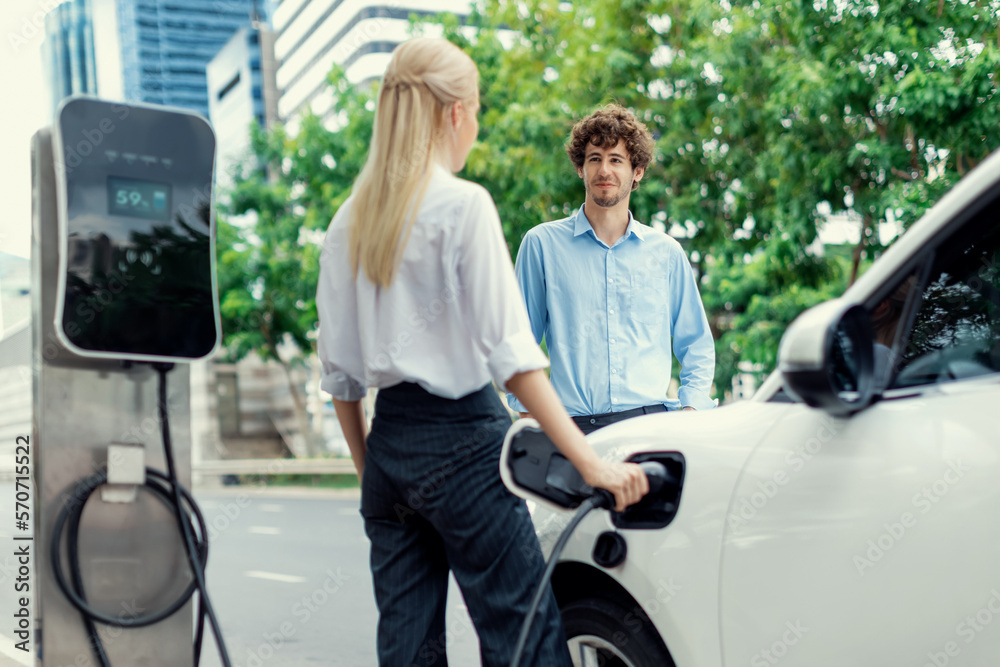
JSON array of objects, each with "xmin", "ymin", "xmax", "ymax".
[
  {"xmin": 637, "ymin": 461, "xmax": 670, "ymax": 494},
  {"xmin": 509, "ymin": 462, "xmax": 670, "ymax": 667}
]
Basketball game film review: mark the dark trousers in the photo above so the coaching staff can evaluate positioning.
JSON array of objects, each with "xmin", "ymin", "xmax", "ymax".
[
  {"xmin": 572, "ymin": 403, "xmax": 667, "ymax": 435},
  {"xmin": 361, "ymin": 382, "xmax": 572, "ymax": 667}
]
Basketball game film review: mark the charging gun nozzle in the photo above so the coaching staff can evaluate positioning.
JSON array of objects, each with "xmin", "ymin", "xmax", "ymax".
[{"xmin": 638, "ymin": 461, "xmax": 671, "ymax": 496}]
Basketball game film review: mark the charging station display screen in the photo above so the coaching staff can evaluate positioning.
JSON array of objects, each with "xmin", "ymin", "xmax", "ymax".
[
  {"xmin": 108, "ymin": 177, "xmax": 171, "ymax": 221},
  {"xmin": 55, "ymin": 98, "xmax": 220, "ymax": 361}
]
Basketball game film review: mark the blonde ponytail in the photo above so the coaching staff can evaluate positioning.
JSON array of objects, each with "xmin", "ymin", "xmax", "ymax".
[{"xmin": 349, "ymin": 38, "xmax": 479, "ymax": 287}]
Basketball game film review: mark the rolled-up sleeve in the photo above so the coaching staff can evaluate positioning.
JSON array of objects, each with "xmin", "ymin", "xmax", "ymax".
[
  {"xmin": 316, "ymin": 235, "xmax": 367, "ymax": 402},
  {"xmin": 318, "ymin": 339, "xmax": 366, "ymax": 401},
  {"xmin": 457, "ymin": 187, "xmax": 549, "ymax": 390},
  {"xmin": 670, "ymin": 250, "xmax": 717, "ymax": 410}
]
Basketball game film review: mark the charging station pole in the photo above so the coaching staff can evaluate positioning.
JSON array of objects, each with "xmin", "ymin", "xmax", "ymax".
[{"xmin": 30, "ymin": 96, "xmax": 221, "ymax": 665}]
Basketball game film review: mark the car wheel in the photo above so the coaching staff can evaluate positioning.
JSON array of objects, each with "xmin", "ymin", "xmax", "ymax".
[{"xmin": 561, "ymin": 596, "xmax": 673, "ymax": 667}]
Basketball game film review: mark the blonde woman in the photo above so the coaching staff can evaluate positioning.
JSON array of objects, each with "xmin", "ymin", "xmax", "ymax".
[{"xmin": 316, "ymin": 37, "xmax": 648, "ymax": 666}]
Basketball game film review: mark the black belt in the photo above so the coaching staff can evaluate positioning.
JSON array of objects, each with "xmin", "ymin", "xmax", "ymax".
[{"xmin": 572, "ymin": 403, "xmax": 667, "ymax": 429}]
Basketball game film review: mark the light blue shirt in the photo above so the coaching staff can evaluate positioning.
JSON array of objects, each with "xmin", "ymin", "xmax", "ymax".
[{"xmin": 506, "ymin": 205, "xmax": 716, "ymax": 415}]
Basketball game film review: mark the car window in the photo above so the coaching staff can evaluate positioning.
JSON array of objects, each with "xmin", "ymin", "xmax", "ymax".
[
  {"xmin": 869, "ymin": 272, "xmax": 919, "ymax": 390},
  {"xmin": 892, "ymin": 204, "xmax": 1000, "ymax": 389}
]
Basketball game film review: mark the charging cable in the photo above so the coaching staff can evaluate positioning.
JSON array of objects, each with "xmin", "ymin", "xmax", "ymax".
[
  {"xmin": 509, "ymin": 461, "xmax": 670, "ymax": 667},
  {"xmin": 49, "ymin": 363, "xmax": 232, "ymax": 667}
]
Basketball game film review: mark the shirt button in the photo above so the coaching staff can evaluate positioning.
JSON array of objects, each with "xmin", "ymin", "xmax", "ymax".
[
  {"xmin": 612, "ymin": 398, "xmax": 618, "ymax": 404},
  {"xmin": 610, "ymin": 339, "xmax": 616, "ymax": 344},
  {"xmin": 612, "ymin": 369, "xmax": 617, "ymax": 374},
  {"xmin": 609, "ymin": 309, "xmax": 615, "ymax": 315},
  {"xmin": 608, "ymin": 278, "xmax": 613, "ymax": 284}
]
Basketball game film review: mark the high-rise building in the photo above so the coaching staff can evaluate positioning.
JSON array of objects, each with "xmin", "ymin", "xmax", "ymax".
[
  {"xmin": 272, "ymin": 0, "xmax": 471, "ymax": 127},
  {"xmin": 41, "ymin": 0, "xmax": 98, "ymax": 118},
  {"xmin": 117, "ymin": 0, "xmax": 263, "ymax": 118},
  {"xmin": 42, "ymin": 0, "xmax": 264, "ymax": 120},
  {"xmin": 207, "ymin": 25, "xmax": 280, "ymax": 188}
]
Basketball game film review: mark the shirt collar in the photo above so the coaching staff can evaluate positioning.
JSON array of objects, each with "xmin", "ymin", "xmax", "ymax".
[
  {"xmin": 431, "ymin": 161, "xmax": 452, "ymax": 179},
  {"xmin": 573, "ymin": 204, "xmax": 647, "ymax": 242}
]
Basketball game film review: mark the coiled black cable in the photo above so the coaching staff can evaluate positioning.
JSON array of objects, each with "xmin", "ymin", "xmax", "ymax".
[
  {"xmin": 50, "ymin": 468, "xmax": 209, "ymax": 661},
  {"xmin": 49, "ymin": 364, "xmax": 231, "ymax": 667}
]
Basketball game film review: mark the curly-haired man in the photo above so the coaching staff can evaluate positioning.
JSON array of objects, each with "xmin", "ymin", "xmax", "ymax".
[{"xmin": 506, "ymin": 104, "xmax": 716, "ymax": 433}]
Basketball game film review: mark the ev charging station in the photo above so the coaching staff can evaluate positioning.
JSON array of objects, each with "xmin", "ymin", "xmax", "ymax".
[{"xmin": 30, "ymin": 96, "xmax": 225, "ymax": 665}]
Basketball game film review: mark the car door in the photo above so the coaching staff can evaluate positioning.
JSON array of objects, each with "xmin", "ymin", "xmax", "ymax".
[{"xmin": 718, "ymin": 196, "xmax": 1000, "ymax": 666}]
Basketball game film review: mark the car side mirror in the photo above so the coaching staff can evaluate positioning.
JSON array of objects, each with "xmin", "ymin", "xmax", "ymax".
[{"xmin": 778, "ymin": 299, "xmax": 876, "ymax": 416}]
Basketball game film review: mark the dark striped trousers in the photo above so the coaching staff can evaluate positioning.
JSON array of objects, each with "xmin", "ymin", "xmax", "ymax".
[{"xmin": 361, "ymin": 382, "xmax": 572, "ymax": 667}]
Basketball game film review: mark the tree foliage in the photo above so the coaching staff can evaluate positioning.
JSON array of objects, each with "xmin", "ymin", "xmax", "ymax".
[
  {"xmin": 215, "ymin": 69, "xmax": 377, "ymax": 453},
  {"xmin": 216, "ymin": 0, "xmax": 1000, "ymax": 403},
  {"xmin": 652, "ymin": 0, "xmax": 1000, "ymax": 390},
  {"xmin": 446, "ymin": 0, "xmax": 1000, "ymax": 394},
  {"xmin": 218, "ymin": 70, "xmax": 376, "ymax": 367}
]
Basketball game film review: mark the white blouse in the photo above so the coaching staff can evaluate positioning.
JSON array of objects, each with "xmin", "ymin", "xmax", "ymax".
[{"xmin": 316, "ymin": 165, "xmax": 549, "ymax": 401}]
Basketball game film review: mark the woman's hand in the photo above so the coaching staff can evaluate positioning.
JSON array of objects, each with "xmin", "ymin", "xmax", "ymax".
[
  {"xmin": 579, "ymin": 459, "xmax": 649, "ymax": 512},
  {"xmin": 333, "ymin": 398, "xmax": 368, "ymax": 484},
  {"xmin": 506, "ymin": 370, "xmax": 652, "ymax": 512}
]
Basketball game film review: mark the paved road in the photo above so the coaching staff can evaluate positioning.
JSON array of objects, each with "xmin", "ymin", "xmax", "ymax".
[
  {"xmin": 0, "ymin": 483, "xmax": 483, "ymax": 667},
  {"xmin": 196, "ymin": 487, "xmax": 481, "ymax": 667}
]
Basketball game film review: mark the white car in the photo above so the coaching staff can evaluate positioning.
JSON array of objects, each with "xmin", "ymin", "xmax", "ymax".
[{"xmin": 501, "ymin": 147, "xmax": 1000, "ymax": 667}]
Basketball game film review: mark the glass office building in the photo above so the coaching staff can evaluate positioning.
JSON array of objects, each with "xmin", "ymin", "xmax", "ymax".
[
  {"xmin": 117, "ymin": 0, "xmax": 262, "ymax": 117},
  {"xmin": 272, "ymin": 0, "xmax": 471, "ymax": 127},
  {"xmin": 207, "ymin": 26, "xmax": 280, "ymax": 188},
  {"xmin": 42, "ymin": 0, "xmax": 98, "ymax": 118},
  {"xmin": 43, "ymin": 0, "xmax": 264, "ymax": 120}
]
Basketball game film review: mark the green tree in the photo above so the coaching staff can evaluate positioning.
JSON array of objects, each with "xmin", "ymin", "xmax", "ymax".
[
  {"xmin": 652, "ymin": 0, "xmax": 999, "ymax": 391},
  {"xmin": 216, "ymin": 0, "xmax": 1000, "ymax": 410},
  {"xmin": 216, "ymin": 68, "xmax": 377, "ymax": 454},
  {"xmin": 428, "ymin": 2, "xmax": 675, "ymax": 252},
  {"xmin": 437, "ymin": 0, "xmax": 1000, "ymax": 395}
]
